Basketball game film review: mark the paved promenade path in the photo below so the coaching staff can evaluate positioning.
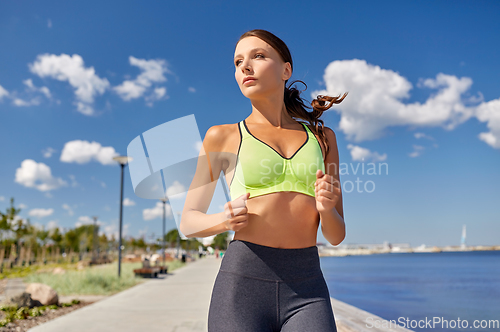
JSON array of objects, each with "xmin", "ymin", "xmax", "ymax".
[{"xmin": 28, "ymin": 256, "xmax": 412, "ymax": 332}]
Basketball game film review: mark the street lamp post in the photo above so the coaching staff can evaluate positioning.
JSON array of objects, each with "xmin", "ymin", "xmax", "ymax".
[
  {"xmin": 92, "ymin": 216, "xmax": 98, "ymax": 263},
  {"xmin": 176, "ymin": 212, "xmax": 181, "ymax": 259},
  {"xmin": 160, "ymin": 197, "xmax": 168, "ymax": 270},
  {"xmin": 113, "ymin": 155, "xmax": 132, "ymax": 278}
]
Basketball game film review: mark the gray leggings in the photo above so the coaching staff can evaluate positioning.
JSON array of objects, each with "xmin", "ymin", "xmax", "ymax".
[{"xmin": 208, "ymin": 239, "xmax": 337, "ymax": 332}]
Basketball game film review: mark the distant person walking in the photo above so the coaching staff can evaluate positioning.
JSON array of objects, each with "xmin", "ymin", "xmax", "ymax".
[{"xmin": 181, "ymin": 29, "xmax": 346, "ymax": 331}]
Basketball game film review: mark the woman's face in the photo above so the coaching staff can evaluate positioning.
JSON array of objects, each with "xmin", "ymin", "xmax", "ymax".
[{"xmin": 234, "ymin": 36, "xmax": 291, "ymax": 100}]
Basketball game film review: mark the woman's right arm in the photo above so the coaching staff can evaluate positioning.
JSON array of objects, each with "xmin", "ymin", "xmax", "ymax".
[{"xmin": 179, "ymin": 125, "xmax": 249, "ymax": 238}]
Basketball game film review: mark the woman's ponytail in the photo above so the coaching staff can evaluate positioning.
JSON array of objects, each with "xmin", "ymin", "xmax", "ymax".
[{"xmin": 284, "ymin": 80, "xmax": 348, "ymax": 157}]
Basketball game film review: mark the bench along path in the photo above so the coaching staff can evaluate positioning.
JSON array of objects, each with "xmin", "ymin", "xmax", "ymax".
[{"xmin": 28, "ymin": 256, "xmax": 413, "ymax": 332}]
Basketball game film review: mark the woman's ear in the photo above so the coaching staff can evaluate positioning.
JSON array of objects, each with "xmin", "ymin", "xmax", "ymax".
[{"xmin": 282, "ymin": 62, "xmax": 292, "ymax": 81}]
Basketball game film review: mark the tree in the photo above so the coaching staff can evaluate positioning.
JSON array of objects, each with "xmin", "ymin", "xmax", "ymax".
[
  {"xmin": 165, "ymin": 228, "xmax": 180, "ymax": 247},
  {"xmin": 212, "ymin": 232, "xmax": 229, "ymax": 250},
  {"xmin": 64, "ymin": 229, "xmax": 79, "ymax": 252},
  {"xmin": 138, "ymin": 237, "xmax": 147, "ymax": 249},
  {"xmin": 12, "ymin": 217, "xmax": 30, "ymax": 243},
  {"xmin": 0, "ymin": 197, "xmax": 20, "ymax": 241},
  {"xmin": 99, "ymin": 233, "xmax": 109, "ymax": 252},
  {"xmin": 37, "ymin": 227, "xmax": 50, "ymax": 246},
  {"xmin": 22, "ymin": 222, "xmax": 38, "ymax": 248},
  {"xmin": 49, "ymin": 227, "xmax": 63, "ymax": 247}
]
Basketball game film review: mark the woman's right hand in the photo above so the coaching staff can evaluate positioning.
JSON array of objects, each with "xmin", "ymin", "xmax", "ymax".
[{"xmin": 223, "ymin": 193, "xmax": 250, "ymax": 232}]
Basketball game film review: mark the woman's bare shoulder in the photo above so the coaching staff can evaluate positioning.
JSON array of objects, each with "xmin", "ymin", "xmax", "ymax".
[
  {"xmin": 204, "ymin": 122, "xmax": 241, "ymax": 152},
  {"xmin": 305, "ymin": 123, "xmax": 337, "ymax": 159}
]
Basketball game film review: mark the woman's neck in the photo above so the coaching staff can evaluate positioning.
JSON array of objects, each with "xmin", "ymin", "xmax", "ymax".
[{"xmin": 248, "ymin": 93, "xmax": 294, "ymax": 128}]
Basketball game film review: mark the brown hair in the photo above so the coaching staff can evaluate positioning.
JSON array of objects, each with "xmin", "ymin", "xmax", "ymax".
[{"xmin": 235, "ymin": 29, "xmax": 348, "ymax": 157}]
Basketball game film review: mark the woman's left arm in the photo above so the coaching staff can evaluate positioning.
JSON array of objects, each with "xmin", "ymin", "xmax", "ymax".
[{"xmin": 314, "ymin": 127, "xmax": 345, "ymax": 246}]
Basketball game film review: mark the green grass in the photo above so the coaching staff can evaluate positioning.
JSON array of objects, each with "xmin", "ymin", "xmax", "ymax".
[
  {"xmin": 0, "ymin": 261, "xmax": 81, "ymax": 279},
  {"xmin": 22, "ymin": 260, "xmax": 187, "ymax": 296}
]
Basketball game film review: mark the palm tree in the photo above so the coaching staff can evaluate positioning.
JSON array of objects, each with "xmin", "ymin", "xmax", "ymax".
[
  {"xmin": 0, "ymin": 197, "xmax": 20, "ymax": 242},
  {"xmin": 49, "ymin": 227, "xmax": 63, "ymax": 248},
  {"xmin": 37, "ymin": 227, "xmax": 50, "ymax": 246},
  {"xmin": 12, "ymin": 217, "xmax": 30, "ymax": 244}
]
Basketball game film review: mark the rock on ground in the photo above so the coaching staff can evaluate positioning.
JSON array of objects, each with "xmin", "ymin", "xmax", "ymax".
[{"xmin": 25, "ymin": 283, "xmax": 58, "ymax": 306}]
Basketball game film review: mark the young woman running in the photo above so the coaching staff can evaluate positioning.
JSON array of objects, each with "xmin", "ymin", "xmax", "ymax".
[{"xmin": 180, "ymin": 29, "xmax": 347, "ymax": 332}]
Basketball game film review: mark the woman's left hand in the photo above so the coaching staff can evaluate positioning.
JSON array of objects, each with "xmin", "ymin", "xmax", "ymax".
[{"xmin": 314, "ymin": 169, "xmax": 341, "ymax": 214}]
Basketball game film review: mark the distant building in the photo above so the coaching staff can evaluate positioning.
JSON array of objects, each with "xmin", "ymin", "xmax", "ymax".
[
  {"xmin": 461, "ymin": 224, "xmax": 467, "ymax": 249},
  {"xmin": 317, "ymin": 241, "xmax": 412, "ymax": 256},
  {"xmin": 321, "ymin": 242, "xmax": 411, "ymax": 250}
]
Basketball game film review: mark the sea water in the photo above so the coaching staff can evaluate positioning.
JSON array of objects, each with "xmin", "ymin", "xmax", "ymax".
[{"xmin": 321, "ymin": 250, "xmax": 500, "ymax": 331}]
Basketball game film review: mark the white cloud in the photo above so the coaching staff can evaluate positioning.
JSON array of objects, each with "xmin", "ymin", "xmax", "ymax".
[
  {"xmin": 114, "ymin": 80, "xmax": 146, "ymax": 101},
  {"xmin": 60, "ymin": 140, "xmax": 119, "ymax": 165},
  {"xmin": 202, "ymin": 235, "xmax": 216, "ymax": 246},
  {"xmin": 475, "ymin": 98, "xmax": 500, "ymax": 149},
  {"xmin": 42, "ymin": 147, "xmax": 57, "ymax": 158},
  {"xmin": 68, "ymin": 174, "xmax": 78, "ymax": 187},
  {"xmin": 11, "ymin": 215, "xmax": 24, "ymax": 224},
  {"xmin": 47, "ymin": 220, "xmax": 58, "ymax": 230},
  {"xmin": 102, "ymin": 224, "xmax": 116, "ymax": 238},
  {"xmin": 188, "ymin": 87, "xmax": 196, "ymax": 93},
  {"xmin": 408, "ymin": 145, "xmax": 425, "ymax": 158},
  {"xmin": 0, "ymin": 79, "xmax": 50, "ymax": 107},
  {"xmin": 101, "ymin": 222, "xmax": 129, "ymax": 239},
  {"xmin": 32, "ymin": 221, "xmax": 44, "ymax": 230},
  {"xmin": 154, "ymin": 87, "xmax": 166, "ymax": 98},
  {"xmin": 75, "ymin": 103, "xmax": 95, "ymax": 116},
  {"xmin": 12, "ymin": 97, "xmax": 41, "ymax": 107},
  {"xmin": 138, "ymin": 227, "xmax": 148, "ymax": 238},
  {"xmin": 62, "ymin": 203, "xmax": 74, "ymax": 216},
  {"xmin": 143, "ymin": 201, "xmax": 172, "ymax": 221},
  {"xmin": 0, "ymin": 85, "xmax": 9, "ymax": 100},
  {"xmin": 15, "ymin": 159, "xmax": 67, "ymax": 192},
  {"xmin": 77, "ymin": 215, "xmax": 92, "ymax": 224},
  {"xmin": 166, "ymin": 180, "xmax": 186, "ymax": 198},
  {"xmin": 29, "ymin": 208, "xmax": 54, "ymax": 218},
  {"xmin": 312, "ymin": 59, "xmax": 481, "ymax": 142},
  {"xmin": 23, "ymin": 79, "xmax": 52, "ymax": 99},
  {"xmin": 346, "ymin": 144, "xmax": 387, "ymax": 162},
  {"xmin": 19, "ymin": 203, "xmax": 28, "ymax": 209},
  {"xmin": 114, "ymin": 56, "xmax": 169, "ymax": 104},
  {"xmin": 145, "ymin": 87, "xmax": 167, "ymax": 107},
  {"xmin": 414, "ymin": 132, "xmax": 434, "ymax": 140},
  {"xmin": 75, "ymin": 215, "xmax": 102, "ymax": 228},
  {"xmin": 90, "ymin": 176, "xmax": 107, "ymax": 188},
  {"xmin": 29, "ymin": 53, "xmax": 110, "ymax": 115},
  {"xmin": 123, "ymin": 198, "xmax": 135, "ymax": 206},
  {"xmin": 47, "ymin": 19, "xmax": 52, "ymax": 28},
  {"xmin": 0, "ymin": 196, "xmax": 4, "ymax": 201}
]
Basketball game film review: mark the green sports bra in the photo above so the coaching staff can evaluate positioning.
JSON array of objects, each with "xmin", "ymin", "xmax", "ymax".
[{"xmin": 229, "ymin": 119, "xmax": 325, "ymax": 200}]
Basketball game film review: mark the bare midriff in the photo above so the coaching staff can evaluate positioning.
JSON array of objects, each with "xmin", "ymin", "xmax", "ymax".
[{"xmin": 222, "ymin": 123, "xmax": 322, "ymax": 249}]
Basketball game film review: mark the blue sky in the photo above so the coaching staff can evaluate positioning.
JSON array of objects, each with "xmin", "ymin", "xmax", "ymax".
[{"xmin": 1, "ymin": 1, "xmax": 499, "ymax": 247}]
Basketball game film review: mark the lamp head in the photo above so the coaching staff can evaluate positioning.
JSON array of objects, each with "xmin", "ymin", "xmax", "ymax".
[{"xmin": 113, "ymin": 156, "xmax": 133, "ymax": 165}]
